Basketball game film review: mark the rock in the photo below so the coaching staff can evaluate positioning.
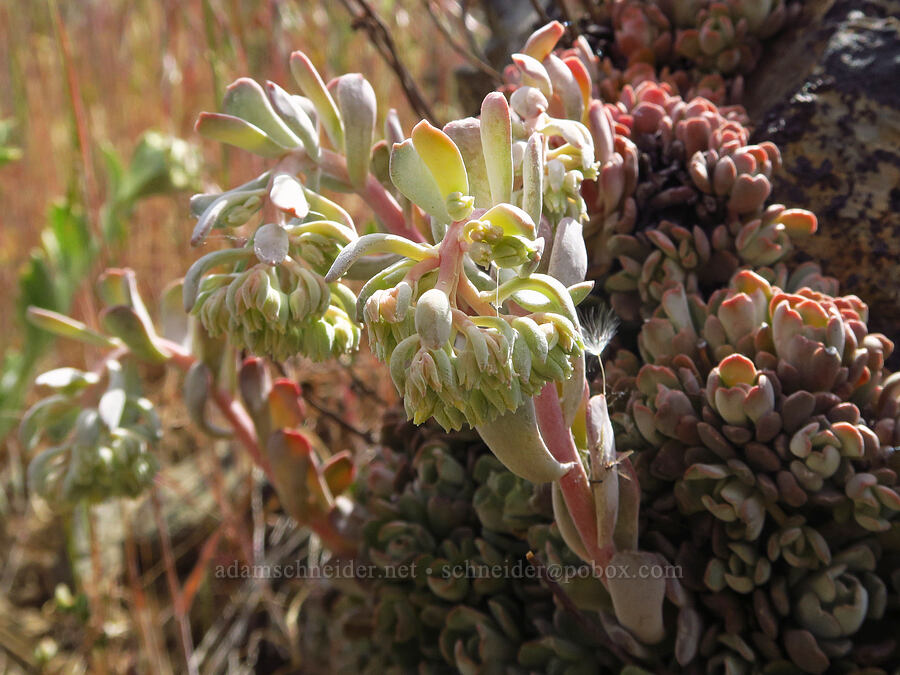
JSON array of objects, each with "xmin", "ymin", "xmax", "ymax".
[{"xmin": 746, "ymin": 0, "xmax": 900, "ymax": 352}]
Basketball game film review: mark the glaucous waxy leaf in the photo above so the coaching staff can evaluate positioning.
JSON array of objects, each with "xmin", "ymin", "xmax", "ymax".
[
  {"xmin": 269, "ymin": 172, "xmax": 309, "ymax": 218},
  {"xmin": 511, "ymin": 53, "xmax": 553, "ymax": 97},
  {"xmin": 194, "ymin": 113, "xmax": 288, "ymax": 158},
  {"xmin": 480, "ymin": 93, "xmax": 513, "ymax": 206},
  {"xmin": 410, "ymin": 120, "xmax": 471, "ymax": 221},
  {"xmin": 544, "ymin": 53, "xmax": 584, "ymax": 121},
  {"xmin": 101, "ymin": 306, "xmax": 169, "ymax": 364},
  {"xmin": 183, "ymin": 247, "xmax": 254, "ymax": 312},
  {"xmin": 222, "ymin": 78, "xmax": 303, "ymax": 150},
  {"xmin": 480, "ymin": 203, "xmax": 536, "ymax": 238},
  {"xmin": 26, "ymin": 307, "xmax": 118, "ymax": 349},
  {"xmin": 414, "ymin": 288, "xmax": 452, "ymax": 350},
  {"xmin": 475, "ymin": 400, "xmax": 573, "ymax": 483},
  {"xmin": 522, "ymin": 133, "xmax": 544, "ymax": 227},
  {"xmin": 265, "ymin": 81, "xmax": 319, "ymax": 160},
  {"xmin": 548, "ymin": 217, "xmax": 588, "ymax": 287},
  {"xmin": 389, "ymin": 139, "xmax": 451, "ymax": 223},
  {"xmin": 325, "ymin": 232, "xmax": 432, "ymax": 283},
  {"xmin": 444, "ymin": 118, "xmax": 491, "ymax": 208},
  {"xmin": 190, "ymin": 173, "xmax": 270, "ymax": 217},
  {"xmin": 334, "ymin": 74, "xmax": 377, "ymax": 188},
  {"xmin": 184, "ymin": 361, "xmax": 232, "ymax": 437},
  {"xmin": 253, "ymin": 223, "xmax": 290, "ymax": 266},
  {"xmin": 587, "ymin": 394, "xmax": 619, "ymax": 551},
  {"xmin": 35, "ymin": 368, "xmax": 100, "ymax": 393},
  {"xmin": 289, "ymin": 50, "xmax": 345, "ymax": 150},
  {"xmin": 607, "ymin": 550, "xmax": 668, "ymax": 645},
  {"xmin": 97, "ymin": 359, "xmax": 127, "ymax": 430},
  {"xmin": 551, "ymin": 481, "xmax": 591, "ymax": 562}
]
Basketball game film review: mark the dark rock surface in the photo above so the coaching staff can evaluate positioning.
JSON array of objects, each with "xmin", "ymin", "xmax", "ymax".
[{"xmin": 747, "ymin": 0, "xmax": 900, "ymax": 349}]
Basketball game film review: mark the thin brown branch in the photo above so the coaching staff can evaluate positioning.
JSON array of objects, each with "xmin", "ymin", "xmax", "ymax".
[
  {"xmin": 420, "ymin": 0, "xmax": 501, "ymax": 83},
  {"xmin": 339, "ymin": 0, "xmax": 439, "ymax": 125},
  {"xmin": 300, "ymin": 382, "xmax": 376, "ymax": 444},
  {"xmin": 530, "ymin": 0, "xmax": 552, "ymax": 25}
]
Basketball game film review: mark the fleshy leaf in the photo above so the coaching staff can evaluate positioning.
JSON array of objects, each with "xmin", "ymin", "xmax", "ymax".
[
  {"xmin": 480, "ymin": 93, "xmax": 513, "ymax": 205},
  {"xmin": 334, "ymin": 74, "xmax": 377, "ymax": 188},
  {"xmin": 195, "ymin": 113, "xmax": 288, "ymax": 158},
  {"xmin": 389, "ymin": 139, "xmax": 451, "ymax": 223},
  {"xmin": 289, "ymin": 51, "xmax": 345, "ymax": 150},
  {"xmin": 222, "ymin": 78, "xmax": 302, "ymax": 150}
]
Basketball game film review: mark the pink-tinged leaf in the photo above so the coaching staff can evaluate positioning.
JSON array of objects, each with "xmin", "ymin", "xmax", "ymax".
[
  {"xmin": 264, "ymin": 429, "xmax": 332, "ymax": 521},
  {"xmin": 511, "ymin": 53, "xmax": 553, "ymax": 97},
  {"xmin": 289, "ymin": 51, "xmax": 345, "ymax": 150},
  {"xmin": 195, "ymin": 112, "xmax": 287, "ymax": 158},
  {"xmin": 544, "ymin": 53, "xmax": 583, "ymax": 121},
  {"xmin": 268, "ymin": 378, "xmax": 307, "ymax": 429},
  {"xmin": 480, "ymin": 92, "xmax": 512, "ymax": 205},
  {"xmin": 718, "ymin": 353, "xmax": 757, "ymax": 387},
  {"xmin": 334, "ymin": 74, "xmax": 377, "ymax": 188},
  {"xmin": 521, "ymin": 21, "xmax": 565, "ymax": 62}
]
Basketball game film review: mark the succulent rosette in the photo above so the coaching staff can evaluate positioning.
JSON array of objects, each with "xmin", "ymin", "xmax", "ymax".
[{"xmin": 602, "ymin": 263, "xmax": 900, "ymax": 670}]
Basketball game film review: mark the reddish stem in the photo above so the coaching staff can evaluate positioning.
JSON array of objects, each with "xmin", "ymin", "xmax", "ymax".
[
  {"xmin": 314, "ymin": 149, "xmax": 425, "ymax": 242},
  {"xmin": 157, "ymin": 339, "xmax": 356, "ymax": 556},
  {"xmin": 534, "ymin": 383, "xmax": 608, "ymax": 566}
]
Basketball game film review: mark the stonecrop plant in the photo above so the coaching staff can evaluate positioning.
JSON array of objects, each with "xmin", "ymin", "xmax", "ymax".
[{"xmin": 21, "ymin": 10, "xmax": 900, "ymax": 674}]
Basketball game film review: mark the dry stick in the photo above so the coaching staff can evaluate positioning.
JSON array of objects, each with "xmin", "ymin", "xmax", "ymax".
[
  {"xmin": 529, "ymin": 0, "xmax": 552, "ymax": 25},
  {"xmin": 151, "ymin": 489, "xmax": 199, "ymax": 675},
  {"xmin": 338, "ymin": 0, "xmax": 439, "ymax": 125},
  {"xmin": 299, "ymin": 383, "xmax": 376, "ymax": 444},
  {"xmin": 525, "ymin": 551, "xmax": 635, "ymax": 669},
  {"xmin": 458, "ymin": 0, "xmax": 491, "ymax": 64},
  {"xmin": 420, "ymin": 0, "xmax": 501, "ymax": 83}
]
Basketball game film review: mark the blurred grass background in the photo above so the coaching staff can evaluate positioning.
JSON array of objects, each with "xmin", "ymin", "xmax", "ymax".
[
  {"xmin": 0, "ymin": 0, "xmax": 477, "ymax": 352},
  {"xmin": 0, "ymin": 1, "xmax": 495, "ymax": 671}
]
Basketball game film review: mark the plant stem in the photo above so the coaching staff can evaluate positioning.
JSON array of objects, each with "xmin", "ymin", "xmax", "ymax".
[
  {"xmin": 156, "ymin": 338, "xmax": 356, "ymax": 557},
  {"xmin": 534, "ymin": 383, "xmax": 606, "ymax": 565}
]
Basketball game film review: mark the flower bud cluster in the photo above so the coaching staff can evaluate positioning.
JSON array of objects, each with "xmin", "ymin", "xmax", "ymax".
[
  {"xmin": 383, "ymin": 296, "xmax": 582, "ymax": 431},
  {"xmin": 192, "ymin": 260, "xmax": 359, "ymax": 361},
  {"xmin": 22, "ymin": 365, "xmax": 161, "ymax": 505}
]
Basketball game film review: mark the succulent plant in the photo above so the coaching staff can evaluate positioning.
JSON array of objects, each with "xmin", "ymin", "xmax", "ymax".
[{"xmin": 602, "ymin": 268, "xmax": 900, "ymax": 671}]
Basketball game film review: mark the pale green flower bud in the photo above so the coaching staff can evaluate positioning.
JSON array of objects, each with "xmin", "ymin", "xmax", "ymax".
[{"xmin": 415, "ymin": 288, "xmax": 453, "ymax": 350}]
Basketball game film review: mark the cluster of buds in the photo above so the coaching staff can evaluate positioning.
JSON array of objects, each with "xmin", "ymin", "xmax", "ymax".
[
  {"xmin": 20, "ymin": 269, "xmax": 175, "ymax": 505},
  {"xmin": 22, "ymin": 362, "xmax": 161, "ymax": 505}
]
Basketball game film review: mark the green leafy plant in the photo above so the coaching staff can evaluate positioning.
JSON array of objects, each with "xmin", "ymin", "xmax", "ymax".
[{"xmin": 19, "ymin": 12, "xmax": 899, "ymax": 675}]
